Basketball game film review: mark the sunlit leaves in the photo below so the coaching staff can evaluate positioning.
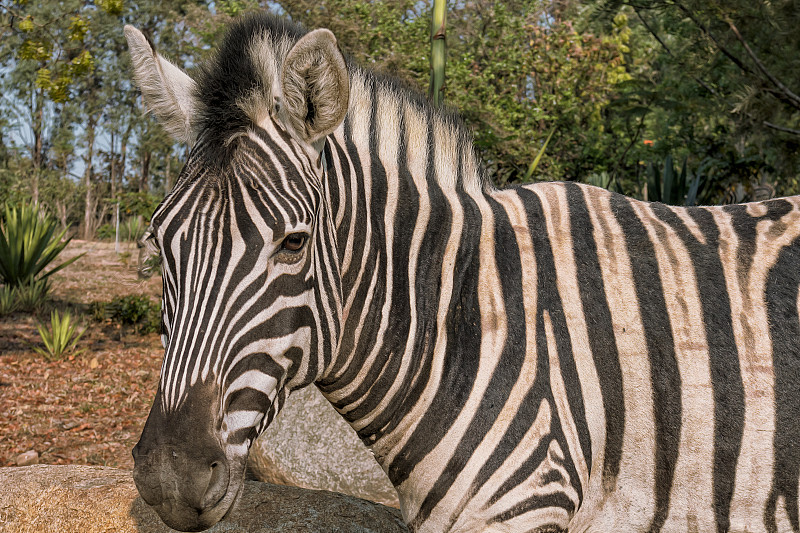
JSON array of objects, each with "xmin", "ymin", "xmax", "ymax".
[
  {"xmin": 69, "ymin": 50, "xmax": 94, "ymax": 76},
  {"xmin": 96, "ymin": 0, "xmax": 123, "ymax": 16},
  {"xmin": 18, "ymin": 17, "xmax": 34, "ymax": 32},
  {"xmin": 218, "ymin": 0, "xmax": 246, "ymax": 17},
  {"xmin": 8, "ymin": 2, "xmax": 114, "ymax": 104},
  {"xmin": 18, "ymin": 38, "xmax": 50, "ymax": 62},
  {"xmin": 68, "ymin": 16, "xmax": 88, "ymax": 42}
]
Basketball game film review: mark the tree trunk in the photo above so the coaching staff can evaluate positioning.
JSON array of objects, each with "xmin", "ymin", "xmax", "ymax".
[
  {"xmin": 139, "ymin": 150, "xmax": 151, "ymax": 193},
  {"xmin": 165, "ymin": 150, "xmax": 172, "ymax": 192},
  {"xmin": 31, "ymin": 87, "xmax": 44, "ymax": 205},
  {"xmin": 110, "ymin": 131, "xmax": 117, "ymax": 203},
  {"xmin": 83, "ymin": 115, "xmax": 97, "ymax": 240},
  {"xmin": 120, "ymin": 129, "xmax": 129, "ymax": 192}
]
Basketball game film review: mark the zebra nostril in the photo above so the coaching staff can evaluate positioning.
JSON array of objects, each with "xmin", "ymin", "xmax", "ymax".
[{"xmin": 200, "ymin": 458, "xmax": 229, "ymax": 511}]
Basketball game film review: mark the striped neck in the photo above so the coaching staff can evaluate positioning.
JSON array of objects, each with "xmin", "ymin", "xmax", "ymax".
[{"xmin": 316, "ymin": 68, "xmax": 487, "ymax": 453}]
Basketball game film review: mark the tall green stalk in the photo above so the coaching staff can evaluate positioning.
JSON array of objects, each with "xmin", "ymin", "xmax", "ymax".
[{"xmin": 429, "ymin": 0, "xmax": 447, "ymax": 107}]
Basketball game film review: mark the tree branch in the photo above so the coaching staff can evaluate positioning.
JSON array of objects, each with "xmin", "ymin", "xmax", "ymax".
[
  {"xmin": 633, "ymin": 6, "xmax": 718, "ymax": 96},
  {"xmin": 727, "ymin": 21, "xmax": 800, "ymax": 111},
  {"xmin": 763, "ymin": 121, "xmax": 800, "ymax": 137},
  {"xmin": 671, "ymin": 1, "xmax": 754, "ymax": 76}
]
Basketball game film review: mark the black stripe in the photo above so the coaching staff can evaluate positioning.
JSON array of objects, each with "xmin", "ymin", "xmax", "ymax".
[
  {"xmin": 522, "ymin": 187, "xmax": 586, "ymax": 501},
  {"xmin": 338, "ymin": 116, "xmax": 368, "ymax": 298},
  {"xmin": 610, "ymin": 195, "xmax": 681, "ymax": 532},
  {"xmin": 346, "ymin": 108, "xmax": 420, "ymax": 429},
  {"xmin": 565, "ymin": 183, "xmax": 623, "ymax": 490},
  {"xmin": 652, "ymin": 204, "xmax": 745, "ymax": 533},
  {"xmin": 491, "ymin": 491, "xmax": 574, "ymax": 526},
  {"xmin": 471, "ymin": 187, "xmax": 584, "ymax": 525},
  {"xmin": 363, "ymin": 123, "xmax": 452, "ymax": 444},
  {"xmin": 387, "ymin": 181, "xmax": 483, "ymax": 488},
  {"xmin": 319, "ymin": 112, "xmax": 387, "ymax": 386},
  {"xmin": 765, "ymin": 231, "xmax": 800, "ymax": 533},
  {"xmin": 330, "ymin": 138, "xmax": 352, "ymax": 265},
  {"xmin": 416, "ymin": 193, "xmax": 527, "ymax": 530}
]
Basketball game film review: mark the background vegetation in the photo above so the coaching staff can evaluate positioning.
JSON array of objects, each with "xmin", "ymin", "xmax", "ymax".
[{"xmin": 1, "ymin": 0, "xmax": 798, "ymax": 230}]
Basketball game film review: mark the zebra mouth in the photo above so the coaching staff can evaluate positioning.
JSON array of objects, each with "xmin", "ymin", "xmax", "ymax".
[
  {"xmin": 147, "ymin": 471, "xmax": 244, "ymax": 532},
  {"xmin": 132, "ymin": 440, "xmax": 248, "ymax": 532}
]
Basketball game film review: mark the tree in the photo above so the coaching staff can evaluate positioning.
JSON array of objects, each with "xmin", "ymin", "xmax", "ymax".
[{"xmin": 586, "ymin": 0, "xmax": 800, "ymax": 196}]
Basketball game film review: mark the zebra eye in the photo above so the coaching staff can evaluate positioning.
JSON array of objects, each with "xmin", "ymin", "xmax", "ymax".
[{"xmin": 281, "ymin": 233, "xmax": 307, "ymax": 252}]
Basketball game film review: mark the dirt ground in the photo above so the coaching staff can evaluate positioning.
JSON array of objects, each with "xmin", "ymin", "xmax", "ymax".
[{"xmin": 0, "ymin": 241, "xmax": 164, "ymax": 469}]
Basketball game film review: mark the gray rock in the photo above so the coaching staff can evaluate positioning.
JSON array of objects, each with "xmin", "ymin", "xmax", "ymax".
[
  {"xmin": 249, "ymin": 386, "xmax": 399, "ymax": 508},
  {"xmin": 0, "ymin": 464, "xmax": 409, "ymax": 533},
  {"xmin": 15, "ymin": 450, "xmax": 38, "ymax": 466}
]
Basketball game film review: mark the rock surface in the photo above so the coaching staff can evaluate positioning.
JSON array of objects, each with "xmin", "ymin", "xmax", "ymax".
[
  {"xmin": 0, "ymin": 464, "xmax": 408, "ymax": 533},
  {"xmin": 249, "ymin": 386, "xmax": 399, "ymax": 507},
  {"xmin": 15, "ymin": 450, "xmax": 38, "ymax": 466}
]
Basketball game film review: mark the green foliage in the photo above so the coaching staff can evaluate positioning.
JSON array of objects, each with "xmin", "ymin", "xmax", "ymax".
[
  {"xmin": 34, "ymin": 309, "xmax": 85, "ymax": 361},
  {"xmin": 645, "ymin": 155, "xmax": 704, "ymax": 206},
  {"xmin": 2, "ymin": 0, "xmax": 800, "ymax": 217},
  {"xmin": 94, "ymin": 217, "xmax": 147, "ymax": 242},
  {"xmin": 92, "ymin": 295, "xmax": 161, "ymax": 334},
  {"xmin": 445, "ymin": 1, "xmax": 635, "ymax": 184},
  {"xmin": 9, "ymin": 4, "xmax": 103, "ymax": 103},
  {"xmin": 0, "ymin": 285, "xmax": 18, "ymax": 315},
  {"xmin": 96, "ymin": 0, "xmax": 124, "ymax": 16},
  {"xmin": 524, "ymin": 129, "xmax": 555, "ymax": 181},
  {"xmin": 14, "ymin": 278, "xmax": 51, "ymax": 312},
  {"xmin": 117, "ymin": 192, "xmax": 161, "ymax": 220},
  {"xmin": 584, "ymin": 0, "xmax": 800, "ymax": 196},
  {"xmin": 95, "ymin": 223, "xmax": 115, "ymax": 241},
  {"xmin": 120, "ymin": 216, "xmax": 146, "ymax": 242},
  {"xmin": 0, "ymin": 203, "xmax": 84, "ymax": 287}
]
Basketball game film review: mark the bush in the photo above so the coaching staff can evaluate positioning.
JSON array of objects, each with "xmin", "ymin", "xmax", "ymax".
[
  {"xmin": 14, "ymin": 278, "xmax": 50, "ymax": 313},
  {"xmin": 120, "ymin": 217, "xmax": 146, "ymax": 243},
  {"xmin": 95, "ymin": 218, "xmax": 147, "ymax": 243},
  {"xmin": 0, "ymin": 203, "xmax": 84, "ymax": 288},
  {"xmin": 95, "ymin": 223, "xmax": 115, "ymax": 241},
  {"xmin": 0, "ymin": 285, "xmax": 17, "ymax": 315},
  {"xmin": 34, "ymin": 309, "xmax": 85, "ymax": 361},
  {"xmin": 91, "ymin": 295, "xmax": 160, "ymax": 334}
]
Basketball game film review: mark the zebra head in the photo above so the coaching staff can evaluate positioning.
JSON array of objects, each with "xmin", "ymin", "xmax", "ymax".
[{"xmin": 124, "ymin": 18, "xmax": 349, "ymax": 531}]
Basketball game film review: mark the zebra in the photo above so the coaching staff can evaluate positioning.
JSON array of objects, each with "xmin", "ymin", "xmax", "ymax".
[{"xmin": 125, "ymin": 13, "xmax": 800, "ymax": 533}]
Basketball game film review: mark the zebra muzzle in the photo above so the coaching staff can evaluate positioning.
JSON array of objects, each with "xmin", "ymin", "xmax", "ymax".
[{"xmin": 132, "ymin": 439, "xmax": 233, "ymax": 531}]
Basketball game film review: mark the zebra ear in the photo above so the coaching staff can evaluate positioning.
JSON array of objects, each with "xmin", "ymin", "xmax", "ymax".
[
  {"xmin": 124, "ymin": 25, "xmax": 198, "ymax": 144},
  {"xmin": 280, "ymin": 29, "xmax": 350, "ymax": 147}
]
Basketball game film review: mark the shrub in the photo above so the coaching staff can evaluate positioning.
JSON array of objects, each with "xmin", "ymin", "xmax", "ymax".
[
  {"xmin": 95, "ymin": 223, "xmax": 115, "ymax": 241},
  {"xmin": 0, "ymin": 285, "xmax": 18, "ymax": 315},
  {"xmin": 95, "ymin": 218, "xmax": 148, "ymax": 243},
  {"xmin": 14, "ymin": 278, "xmax": 50, "ymax": 312},
  {"xmin": 92, "ymin": 294, "xmax": 161, "ymax": 334},
  {"xmin": 0, "ymin": 203, "xmax": 84, "ymax": 288},
  {"xmin": 120, "ymin": 216, "xmax": 146, "ymax": 243},
  {"xmin": 34, "ymin": 309, "xmax": 85, "ymax": 361}
]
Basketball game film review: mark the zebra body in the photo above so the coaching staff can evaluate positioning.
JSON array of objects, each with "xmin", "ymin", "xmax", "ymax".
[{"xmin": 125, "ymin": 14, "xmax": 800, "ymax": 533}]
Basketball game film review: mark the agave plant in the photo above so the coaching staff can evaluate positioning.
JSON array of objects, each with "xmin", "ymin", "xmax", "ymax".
[
  {"xmin": 0, "ymin": 203, "xmax": 84, "ymax": 288},
  {"xmin": 121, "ymin": 216, "xmax": 147, "ymax": 243},
  {"xmin": 15, "ymin": 278, "xmax": 51, "ymax": 312},
  {"xmin": 0, "ymin": 285, "xmax": 18, "ymax": 315},
  {"xmin": 646, "ymin": 155, "xmax": 706, "ymax": 206},
  {"xmin": 34, "ymin": 309, "xmax": 85, "ymax": 361}
]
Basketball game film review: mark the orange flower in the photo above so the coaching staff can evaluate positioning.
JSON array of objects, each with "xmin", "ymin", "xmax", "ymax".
[{"xmin": 643, "ymin": 139, "xmax": 654, "ymax": 146}]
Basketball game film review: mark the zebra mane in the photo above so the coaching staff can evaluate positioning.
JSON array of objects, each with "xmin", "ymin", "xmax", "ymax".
[{"xmin": 193, "ymin": 12, "xmax": 487, "ymax": 192}]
